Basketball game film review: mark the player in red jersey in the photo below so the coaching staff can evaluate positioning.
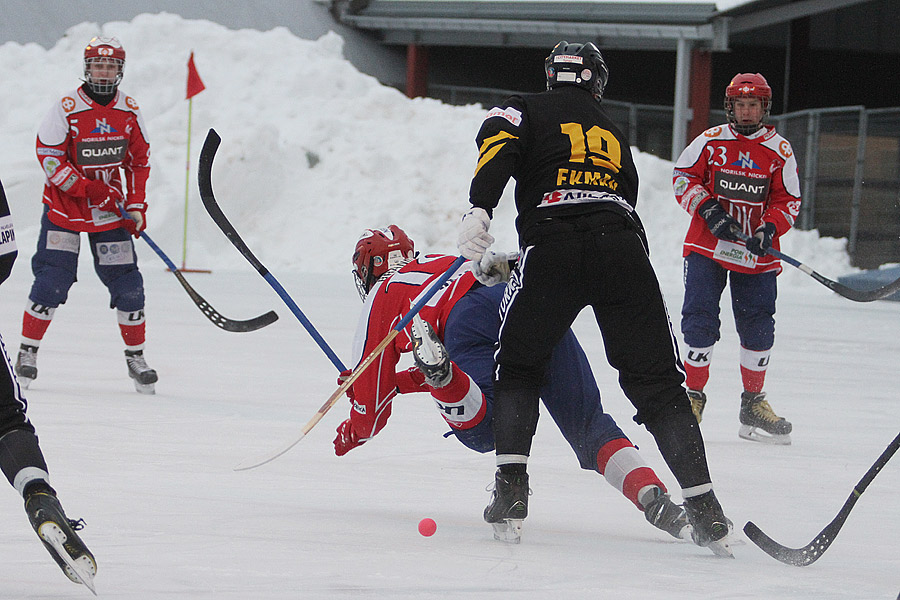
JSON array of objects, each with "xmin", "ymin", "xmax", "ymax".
[
  {"xmin": 15, "ymin": 36, "xmax": 157, "ymax": 394},
  {"xmin": 334, "ymin": 225, "xmax": 695, "ymax": 543},
  {"xmin": 673, "ymin": 73, "xmax": 801, "ymax": 444}
]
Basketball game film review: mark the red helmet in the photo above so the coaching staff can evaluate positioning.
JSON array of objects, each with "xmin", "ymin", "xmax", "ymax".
[
  {"xmin": 83, "ymin": 37, "xmax": 126, "ymax": 95},
  {"xmin": 724, "ymin": 73, "xmax": 772, "ymax": 135},
  {"xmin": 352, "ymin": 225, "xmax": 416, "ymax": 299}
]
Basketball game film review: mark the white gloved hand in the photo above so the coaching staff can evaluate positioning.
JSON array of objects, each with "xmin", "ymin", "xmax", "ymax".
[
  {"xmin": 472, "ymin": 250, "xmax": 517, "ymax": 286},
  {"xmin": 457, "ymin": 207, "xmax": 494, "ymax": 261}
]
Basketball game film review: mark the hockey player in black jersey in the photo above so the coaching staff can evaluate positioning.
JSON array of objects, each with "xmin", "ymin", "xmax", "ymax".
[
  {"xmin": 458, "ymin": 41, "xmax": 733, "ymax": 556},
  {"xmin": 0, "ymin": 177, "xmax": 96, "ymax": 591}
]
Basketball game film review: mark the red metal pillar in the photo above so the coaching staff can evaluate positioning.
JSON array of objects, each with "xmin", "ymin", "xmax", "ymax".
[
  {"xmin": 688, "ymin": 49, "xmax": 712, "ymax": 140},
  {"xmin": 406, "ymin": 44, "xmax": 429, "ymax": 99}
]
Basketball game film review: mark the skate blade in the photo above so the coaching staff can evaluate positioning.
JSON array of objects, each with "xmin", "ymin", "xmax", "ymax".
[
  {"xmin": 707, "ymin": 535, "xmax": 735, "ymax": 558},
  {"xmin": 491, "ymin": 519, "xmax": 523, "ymax": 544},
  {"xmin": 675, "ymin": 524, "xmax": 693, "ymax": 541},
  {"xmin": 133, "ymin": 381, "xmax": 156, "ymax": 395},
  {"xmin": 38, "ymin": 522, "xmax": 97, "ymax": 595},
  {"xmin": 739, "ymin": 425, "xmax": 791, "ymax": 445}
]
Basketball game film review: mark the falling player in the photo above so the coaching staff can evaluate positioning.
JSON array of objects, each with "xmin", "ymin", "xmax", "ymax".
[{"xmin": 334, "ymin": 225, "xmax": 693, "ymax": 545}]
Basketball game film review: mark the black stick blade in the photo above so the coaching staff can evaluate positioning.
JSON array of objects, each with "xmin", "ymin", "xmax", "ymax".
[
  {"xmin": 743, "ymin": 520, "xmax": 842, "ymax": 567},
  {"xmin": 171, "ymin": 271, "xmax": 278, "ymax": 332}
]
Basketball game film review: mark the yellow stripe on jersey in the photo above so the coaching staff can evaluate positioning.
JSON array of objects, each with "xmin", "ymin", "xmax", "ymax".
[{"xmin": 474, "ymin": 131, "xmax": 519, "ymax": 176}]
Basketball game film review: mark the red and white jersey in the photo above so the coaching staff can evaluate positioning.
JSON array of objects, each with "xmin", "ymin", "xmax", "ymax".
[
  {"xmin": 347, "ymin": 254, "xmax": 477, "ymax": 441},
  {"xmin": 673, "ymin": 123, "xmax": 801, "ymax": 274},
  {"xmin": 36, "ymin": 86, "xmax": 150, "ymax": 232}
]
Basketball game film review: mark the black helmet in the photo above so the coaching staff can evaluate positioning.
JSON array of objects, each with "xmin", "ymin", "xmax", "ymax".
[{"xmin": 544, "ymin": 41, "xmax": 608, "ymax": 100}]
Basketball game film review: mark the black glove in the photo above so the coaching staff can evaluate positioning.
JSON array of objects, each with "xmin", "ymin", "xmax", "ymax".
[
  {"xmin": 698, "ymin": 199, "xmax": 741, "ymax": 242},
  {"xmin": 745, "ymin": 222, "xmax": 776, "ymax": 257}
]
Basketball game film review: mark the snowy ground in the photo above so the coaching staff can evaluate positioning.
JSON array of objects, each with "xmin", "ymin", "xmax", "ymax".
[
  {"xmin": 0, "ymin": 263, "xmax": 897, "ymax": 599},
  {"xmin": 0, "ymin": 13, "xmax": 897, "ymax": 599}
]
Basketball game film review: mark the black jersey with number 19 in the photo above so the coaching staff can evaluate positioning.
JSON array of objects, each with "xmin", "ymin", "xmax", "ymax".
[{"xmin": 468, "ymin": 85, "xmax": 639, "ymax": 239}]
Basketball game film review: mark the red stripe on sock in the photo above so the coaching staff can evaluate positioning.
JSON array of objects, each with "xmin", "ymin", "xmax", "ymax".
[
  {"xmin": 119, "ymin": 322, "xmax": 146, "ymax": 348},
  {"xmin": 623, "ymin": 467, "xmax": 666, "ymax": 510},
  {"xmin": 596, "ymin": 438, "xmax": 633, "ymax": 474}
]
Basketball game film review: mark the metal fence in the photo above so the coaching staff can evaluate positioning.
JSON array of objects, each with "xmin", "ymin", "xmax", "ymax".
[{"xmin": 431, "ymin": 84, "xmax": 900, "ymax": 269}]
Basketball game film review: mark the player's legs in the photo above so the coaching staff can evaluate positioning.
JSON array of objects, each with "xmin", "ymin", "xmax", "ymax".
[
  {"xmin": 681, "ymin": 252, "xmax": 728, "ymax": 393},
  {"xmin": 18, "ymin": 212, "xmax": 80, "ymax": 384},
  {"xmin": 493, "ymin": 242, "xmax": 584, "ymax": 460},
  {"xmin": 730, "ymin": 270, "xmax": 776, "ymax": 393}
]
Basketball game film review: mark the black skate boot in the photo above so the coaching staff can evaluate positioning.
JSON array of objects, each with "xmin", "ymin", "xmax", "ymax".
[
  {"xmin": 125, "ymin": 349, "xmax": 158, "ymax": 394},
  {"xmin": 687, "ymin": 389, "xmax": 707, "ymax": 423},
  {"xmin": 641, "ymin": 487, "xmax": 691, "ymax": 540},
  {"xmin": 484, "ymin": 470, "xmax": 529, "ymax": 544},
  {"xmin": 15, "ymin": 344, "xmax": 38, "ymax": 389},
  {"xmin": 24, "ymin": 481, "xmax": 97, "ymax": 592},
  {"xmin": 410, "ymin": 314, "xmax": 452, "ymax": 388},
  {"xmin": 739, "ymin": 391, "xmax": 792, "ymax": 445},
  {"xmin": 683, "ymin": 490, "xmax": 733, "ymax": 557}
]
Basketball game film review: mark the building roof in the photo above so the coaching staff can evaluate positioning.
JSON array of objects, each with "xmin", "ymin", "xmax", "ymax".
[{"xmin": 335, "ymin": 0, "xmax": 875, "ymax": 51}]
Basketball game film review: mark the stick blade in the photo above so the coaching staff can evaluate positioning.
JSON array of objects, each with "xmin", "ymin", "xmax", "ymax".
[
  {"xmin": 233, "ymin": 433, "xmax": 307, "ymax": 471},
  {"xmin": 743, "ymin": 521, "xmax": 830, "ymax": 567}
]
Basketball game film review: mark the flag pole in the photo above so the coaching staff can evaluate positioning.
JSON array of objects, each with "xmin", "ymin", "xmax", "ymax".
[
  {"xmin": 180, "ymin": 51, "xmax": 210, "ymax": 273},
  {"xmin": 182, "ymin": 96, "xmax": 193, "ymax": 269}
]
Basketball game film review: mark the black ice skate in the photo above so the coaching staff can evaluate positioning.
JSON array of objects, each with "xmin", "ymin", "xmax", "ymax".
[
  {"xmin": 641, "ymin": 487, "xmax": 691, "ymax": 540},
  {"xmin": 739, "ymin": 391, "xmax": 792, "ymax": 445},
  {"xmin": 687, "ymin": 389, "xmax": 707, "ymax": 423},
  {"xmin": 683, "ymin": 490, "xmax": 733, "ymax": 558},
  {"xmin": 24, "ymin": 482, "xmax": 97, "ymax": 594},
  {"xmin": 410, "ymin": 314, "xmax": 452, "ymax": 388},
  {"xmin": 125, "ymin": 349, "xmax": 158, "ymax": 394},
  {"xmin": 484, "ymin": 470, "xmax": 529, "ymax": 543},
  {"xmin": 15, "ymin": 344, "xmax": 38, "ymax": 389}
]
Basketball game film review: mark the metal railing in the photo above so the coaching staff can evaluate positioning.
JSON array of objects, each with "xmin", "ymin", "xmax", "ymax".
[{"xmin": 430, "ymin": 84, "xmax": 900, "ymax": 269}]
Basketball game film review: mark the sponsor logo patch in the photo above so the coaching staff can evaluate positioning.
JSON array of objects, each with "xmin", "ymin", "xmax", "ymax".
[
  {"xmin": 729, "ymin": 151, "xmax": 760, "ymax": 170},
  {"xmin": 95, "ymin": 240, "xmax": 134, "ymax": 265},
  {"xmin": 539, "ymin": 188, "xmax": 629, "ymax": 210},
  {"xmin": 46, "ymin": 230, "xmax": 80, "ymax": 253},
  {"xmin": 714, "ymin": 172, "xmax": 769, "ymax": 202},
  {"xmin": 485, "ymin": 106, "xmax": 522, "ymax": 127},
  {"xmin": 90, "ymin": 118, "xmax": 119, "ymax": 135},
  {"xmin": 77, "ymin": 139, "xmax": 128, "ymax": 165},
  {"xmin": 0, "ymin": 216, "xmax": 16, "ymax": 255},
  {"xmin": 712, "ymin": 240, "xmax": 757, "ymax": 268},
  {"xmin": 554, "ymin": 54, "xmax": 583, "ymax": 64},
  {"xmin": 42, "ymin": 157, "xmax": 61, "ymax": 177},
  {"xmin": 779, "ymin": 140, "xmax": 793, "ymax": 159}
]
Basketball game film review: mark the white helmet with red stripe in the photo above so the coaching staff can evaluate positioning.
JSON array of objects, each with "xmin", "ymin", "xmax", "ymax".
[{"xmin": 83, "ymin": 36, "xmax": 126, "ymax": 95}]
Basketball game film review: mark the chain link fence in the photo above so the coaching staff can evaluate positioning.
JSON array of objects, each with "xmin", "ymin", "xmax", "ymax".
[{"xmin": 432, "ymin": 84, "xmax": 900, "ymax": 269}]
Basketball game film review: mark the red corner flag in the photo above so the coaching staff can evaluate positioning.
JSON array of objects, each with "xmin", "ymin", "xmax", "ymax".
[{"xmin": 186, "ymin": 52, "xmax": 206, "ymax": 100}]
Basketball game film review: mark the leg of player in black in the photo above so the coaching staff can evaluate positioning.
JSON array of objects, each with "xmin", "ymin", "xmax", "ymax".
[
  {"xmin": 487, "ymin": 237, "xmax": 587, "ymax": 540},
  {"xmin": 586, "ymin": 228, "xmax": 731, "ymax": 554},
  {"xmin": 0, "ymin": 332, "xmax": 96, "ymax": 585}
]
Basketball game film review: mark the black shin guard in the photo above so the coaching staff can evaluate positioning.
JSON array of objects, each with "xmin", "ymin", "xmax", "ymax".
[
  {"xmin": 644, "ymin": 409, "xmax": 712, "ymax": 490},
  {"xmin": 491, "ymin": 386, "xmax": 540, "ymax": 457}
]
